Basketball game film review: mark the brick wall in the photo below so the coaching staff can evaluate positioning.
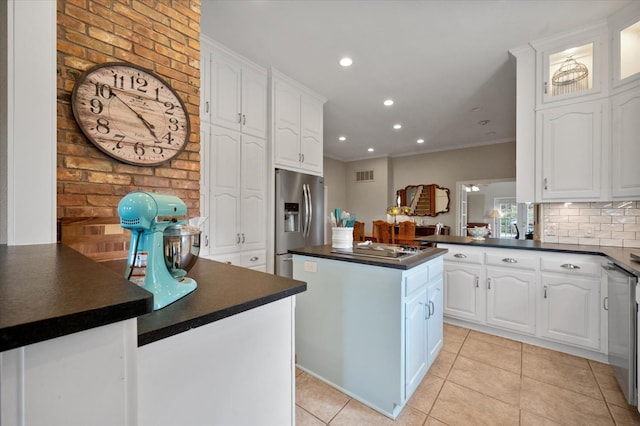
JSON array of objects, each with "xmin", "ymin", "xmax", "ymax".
[{"xmin": 56, "ymin": 0, "xmax": 201, "ymax": 218}]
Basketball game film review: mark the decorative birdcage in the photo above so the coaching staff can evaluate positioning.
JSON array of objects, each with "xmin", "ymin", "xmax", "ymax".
[{"xmin": 552, "ymin": 57, "xmax": 589, "ymax": 96}]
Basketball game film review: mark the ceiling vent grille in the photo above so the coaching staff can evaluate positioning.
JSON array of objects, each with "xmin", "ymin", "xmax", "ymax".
[{"xmin": 356, "ymin": 170, "xmax": 374, "ymax": 182}]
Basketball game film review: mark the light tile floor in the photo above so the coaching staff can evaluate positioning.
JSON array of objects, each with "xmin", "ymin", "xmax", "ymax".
[{"xmin": 296, "ymin": 324, "xmax": 640, "ymax": 425}]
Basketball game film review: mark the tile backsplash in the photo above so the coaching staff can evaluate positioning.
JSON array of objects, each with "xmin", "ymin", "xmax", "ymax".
[{"xmin": 542, "ymin": 201, "xmax": 640, "ymax": 248}]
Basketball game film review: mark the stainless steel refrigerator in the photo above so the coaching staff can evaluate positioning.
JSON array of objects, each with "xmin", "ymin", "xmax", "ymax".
[{"xmin": 275, "ymin": 169, "xmax": 324, "ymax": 278}]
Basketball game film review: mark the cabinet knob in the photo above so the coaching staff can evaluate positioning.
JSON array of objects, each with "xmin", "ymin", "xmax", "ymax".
[{"xmin": 250, "ymin": 256, "xmax": 259, "ymax": 262}]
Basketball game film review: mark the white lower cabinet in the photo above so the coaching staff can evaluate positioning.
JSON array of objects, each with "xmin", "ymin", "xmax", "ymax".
[
  {"xmin": 486, "ymin": 268, "xmax": 537, "ymax": 335},
  {"xmin": 443, "ymin": 263, "xmax": 484, "ymax": 323},
  {"xmin": 441, "ymin": 244, "xmax": 605, "ymax": 354}
]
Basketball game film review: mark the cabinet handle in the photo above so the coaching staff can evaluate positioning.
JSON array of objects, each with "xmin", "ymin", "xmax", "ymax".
[
  {"xmin": 544, "ymin": 81, "xmax": 548, "ymax": 94},
  {"xmin": 543, "ymin": 285, "xmax": 548, "ymax": 299},
  {"xmin": 544, "ymin": 178, "xmax": 548, "ymax": 190},
  {"xmin": 487, "ymin": 277, "xmax": 492, "ymax": 289},
  {"xmin": 236, "ymin": 233, "xmax": 240, "ymax": 244},
  {"xmin": 242, "ymin": 114, "xmax": 246, "ymax": 125},
  {"xmin": 603, "ymin": 296, "xmax": 608, "ymax": 311},
  {"xmin": 454, "ymin": 253, "xmax": 467, "ymax": 259},
  {"xmin": 205, "ymin": 235, "xmax": 209, "ymax": 247},
  {"xmin": 242, "ymin": 233, "xmax": 245, "ymax": 244},
  {"xmin": 250, "ymin": 256, "xmax": 259, "ymax": 262},
  {"xmin": 560, "ymin": 263, "xmax": 580, "ymax": 270},
  {"xmin": 429, "ymin": 300, "xmax": 435, "ymax": 317},
  {"xmin": 301, "ymin": 153, "xmax": 305, "ymax": 163},
  {"xmin": 475, "ymin": 276, "xmax": 479, "ymax": 288},
  {"xmin": 237, "ymin": 112, "xmax": 242, "ymax": 123},
  {"xmin": 205, "ymin": 101, "xmax": 209, "ymax": 113},
  {"xmin": 502, "ymin": 258, "xmax": 517, "ymax": 263}
]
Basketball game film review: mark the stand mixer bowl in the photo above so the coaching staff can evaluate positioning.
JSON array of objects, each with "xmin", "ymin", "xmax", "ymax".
[{"xmin": 164, "ymin": 224, "xmax": 201, "ymax": 274}]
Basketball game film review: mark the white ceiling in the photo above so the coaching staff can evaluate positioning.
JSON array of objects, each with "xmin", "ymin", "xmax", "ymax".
[{"xmin": 201, "ymin": 0, "xmax": 631, "ymax": 162}]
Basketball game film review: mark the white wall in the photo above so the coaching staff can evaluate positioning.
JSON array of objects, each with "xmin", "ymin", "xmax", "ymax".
[
  {"xmin": 3, "ymin": 0, "xmax": 57, "ymax": 245},
  {"xmin": 344, "ymin": 157, "xmax": 391, "ymax": 235}
]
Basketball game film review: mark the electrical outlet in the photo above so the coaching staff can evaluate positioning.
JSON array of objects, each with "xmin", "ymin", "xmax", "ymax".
[{"xmin": 303, "ymin": 261, "xmax": 317, "ymax": 273}]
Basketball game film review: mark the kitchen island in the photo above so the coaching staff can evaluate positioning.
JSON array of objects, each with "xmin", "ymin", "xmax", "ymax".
[
  {"xmin": 1, "ymin": 244, "xmax": 306, "ymax": 426},
  {"xmin": 290, "ymin": 243, "xmax": 447, "ymax": 419}
]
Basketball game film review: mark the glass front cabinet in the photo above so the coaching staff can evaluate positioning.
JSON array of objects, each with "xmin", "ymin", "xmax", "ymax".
[
  {"xmin": 610, "ymin": 2, "xmax": 640, "ymax": 89},
  {"xmin": 534, "ymin": 23, "xmax": 607, "ymax": 106}
]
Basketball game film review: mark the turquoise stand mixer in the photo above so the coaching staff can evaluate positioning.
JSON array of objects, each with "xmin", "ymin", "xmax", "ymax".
[{"xmin": 118, "ymin": 191, "xmax": 199, "ymax": 310}]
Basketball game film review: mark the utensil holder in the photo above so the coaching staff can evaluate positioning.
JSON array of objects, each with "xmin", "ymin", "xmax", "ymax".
[{"xmin": 332, "ymin": 227, "xmax": 354, "ymax": 249}]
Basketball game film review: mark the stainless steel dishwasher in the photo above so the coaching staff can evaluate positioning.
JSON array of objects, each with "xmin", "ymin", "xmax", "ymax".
[{"xmin": 604, "ymin": 263, "xmax": 639, "ymax": 406}]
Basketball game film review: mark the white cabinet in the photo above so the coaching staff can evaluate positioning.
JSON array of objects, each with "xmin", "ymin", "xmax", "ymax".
[
  {"xmin": 609, "ymin": 2, "xmax": 640, "ymax": 89},
  {"xmin": 271, "ymin": 69, "xmax": 326, "ymax": 176},
  {"xmin": 539, "ymin": 252, "xmax": 604, "ymax": 351},
  {"xmin": 442, "ymin": 246, "xmax": 485, "ymax": 323},
  {"xmin": 426, "ymin": 276, "xmax": 444, "ymax": 363},
  {"xmin": 441, "ymin": 245, "xmax": 606, "ymax": 354},
  {"xmin": 533, "ymin": 23, "xmax": 607, "ymax": 106},
  {"xmin": 536, "ymin": 100, "xmax": 605, "ymax": 201},
  {"xmin": 202, "ymin": 38, "xmax": 267, "ymax": 138},
  {"xmin": 204, "ymin": 124, "xmax": 266, "ymax": 261},
  {"xmin": 611, "ymin": 85, "xmax": 640, "ymax": 199}
]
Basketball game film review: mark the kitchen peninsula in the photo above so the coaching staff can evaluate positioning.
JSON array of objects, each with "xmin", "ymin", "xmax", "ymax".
[
  {"xmin": 290, "ymin": 244, "xmax": 447, "ymax": 419},
  {"xmin": 0, "ymin": 244, "xmax": 306, "ymax": 426}
]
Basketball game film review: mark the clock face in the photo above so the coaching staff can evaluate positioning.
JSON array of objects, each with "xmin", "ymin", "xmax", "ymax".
[{"xmin": 71, "ymin": 62, "xmax": 191, "ymax": 166}]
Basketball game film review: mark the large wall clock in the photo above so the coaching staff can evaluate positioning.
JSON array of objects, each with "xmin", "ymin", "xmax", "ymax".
[{"xmin": 71, "ymin": 62, "xmax": 191, "ymax": 166}]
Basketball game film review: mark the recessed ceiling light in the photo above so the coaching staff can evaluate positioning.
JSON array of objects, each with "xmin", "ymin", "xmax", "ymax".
[
  {"xmin": 393, "ymin": 124, "xmax": 402, "ymax": 130},
  {"xmin": 368, "ymin": 147, "xmax": 374, "ymax": 152},
  {"xmin": 338, "ymin": 136, "xmax": 346, "ymax": 141},
  {"xmin": 478, "ymin": 119, "xmax": 491, "ymax": 126},
  {"xmin": 471, "ymin": 107, "xmax": 481, "ymax": 112},
  {"xmin": 417, "ymin": 139, "xmax": 424, "ymax": 144},
  {"xmin": 383, "ymin": 99, "xmax": 394, "ymax": 106},
  {"xmin": 339, "ymin": 57, "xmax": 353, "ymax": 67}
]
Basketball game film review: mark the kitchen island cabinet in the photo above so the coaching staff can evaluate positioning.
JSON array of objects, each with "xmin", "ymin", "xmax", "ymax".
[
  {"xmin": 1, "ymin": 245, "xmax": 306, "ymax": 426},
  {"xmin": 290, "ymin": 244, "xmax": 446, "ymax": 419}
]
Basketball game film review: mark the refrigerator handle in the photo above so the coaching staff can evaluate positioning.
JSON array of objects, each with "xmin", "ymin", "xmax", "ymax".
[
  {"xmin": 307, "ymin": 183, "xmax": 313, "ymax": 237},
  {"xmin": 302, "ymin": 184, "xmax": 309, "ymax": 237}
]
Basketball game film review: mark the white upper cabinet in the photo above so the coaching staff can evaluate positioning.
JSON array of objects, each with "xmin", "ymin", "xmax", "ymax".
[
  {"xmin": 202, "ymin": 38, "xmax": 267, "ymax": 138},
  {"xmin": 271, "ymin": 69, "xmax": 327, "ymax": 176},
  {"xmin": 533, "ymin": 23, "xmax": 607, "ymax": 107},
  {"xmin": 611, "ymin": 85, "xmax": 640, "ymax": 199},
  {"xmin": 536, "ymin": 100, "xmax": 605, "ymax": 201},
  {"xmin": 609, "ymin": 2, "xmax": 640, "ymax": 89}
]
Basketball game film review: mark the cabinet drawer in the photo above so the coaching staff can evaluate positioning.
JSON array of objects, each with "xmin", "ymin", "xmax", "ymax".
[
  {"xmin": 206, "ymin": 252, "xmax": 241, "ymax": 265},
  {"xmin": 441, "ymin": 247, "xmax": 483, "ymax": 265},
  {"xmin": 241, "ymin": 250, "xmax": 266, "ymax": 267},
  {"xmin": 540, "ymin": 253, "xmax": 603, "ymax": 277},
  {"xmin": 404, "ymin": 264, "xmax": 429, "ymax": 296},
  {"xmin": 485, "ymin": 252, "xmax": 538, "ymax": 270}
]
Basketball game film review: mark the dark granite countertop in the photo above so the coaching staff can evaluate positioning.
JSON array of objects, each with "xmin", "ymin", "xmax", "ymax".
[
  {"xmin": 288, "ymin": 244, "xmax": 447, "ymax": 270},
  {"xmin": 415, "ymin": 236, "xmax": 640, "ymax": 276},
  {"xmin": 0, "ymin": 244, "xmax": 153, "ymax": 353},
  {"xmin": 101, "ymin": 258, "xmax": 307, "ymax": 346}
]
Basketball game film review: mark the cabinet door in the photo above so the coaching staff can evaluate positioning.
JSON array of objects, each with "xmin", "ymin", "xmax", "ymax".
[
  {"xmin": 486, "ymin": 268, "xmax": 536, "ymax": 335},
  {"xmin": 300, "ymin": 93, "xmax": 323, "ymax": 174},
  {"xmin": 210, "ymin": 126, "xmax": 241, "ymax": 254},
  {"xmin": 241, "ymin": 67, "xmax": 267, "ymax": 138},
  {"xmin": 537, "ymin": 26, "xmax": 605, "ymax": 105},
  {"xmin": 426, "ymin": 277, "xmax": 443, "ymax": 366},
  {"xmin": 211, "ymin": 54, "xmax": 242, "ymax": 132},
  {"xmin": 538, "ymin": 100, "xmax": 603, "ymax": 200},
  {"xmin": 611, "ymin": 86, "xmax": 640, "ymax": 198},
  {"xmin": 240, "ymin": 134, "xmax": 266, "ymax": 251},
  {"xmin": 539, "ymin": 274, "xmax": 600, "ymax": 350},
  {"xmin": 273, "ymin": 79, "xmax": 301, "ymax": 169},
  {"xmin": 443, "ymin": 264, "xmax": 484, "ymax": 323},
  {"xmin": 199, "ymin": 125, "xmax": 210, "ymax": 257},
  {"xmin": 404, "ymin": 285, "xmax": 427, "ymax": 399}
]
